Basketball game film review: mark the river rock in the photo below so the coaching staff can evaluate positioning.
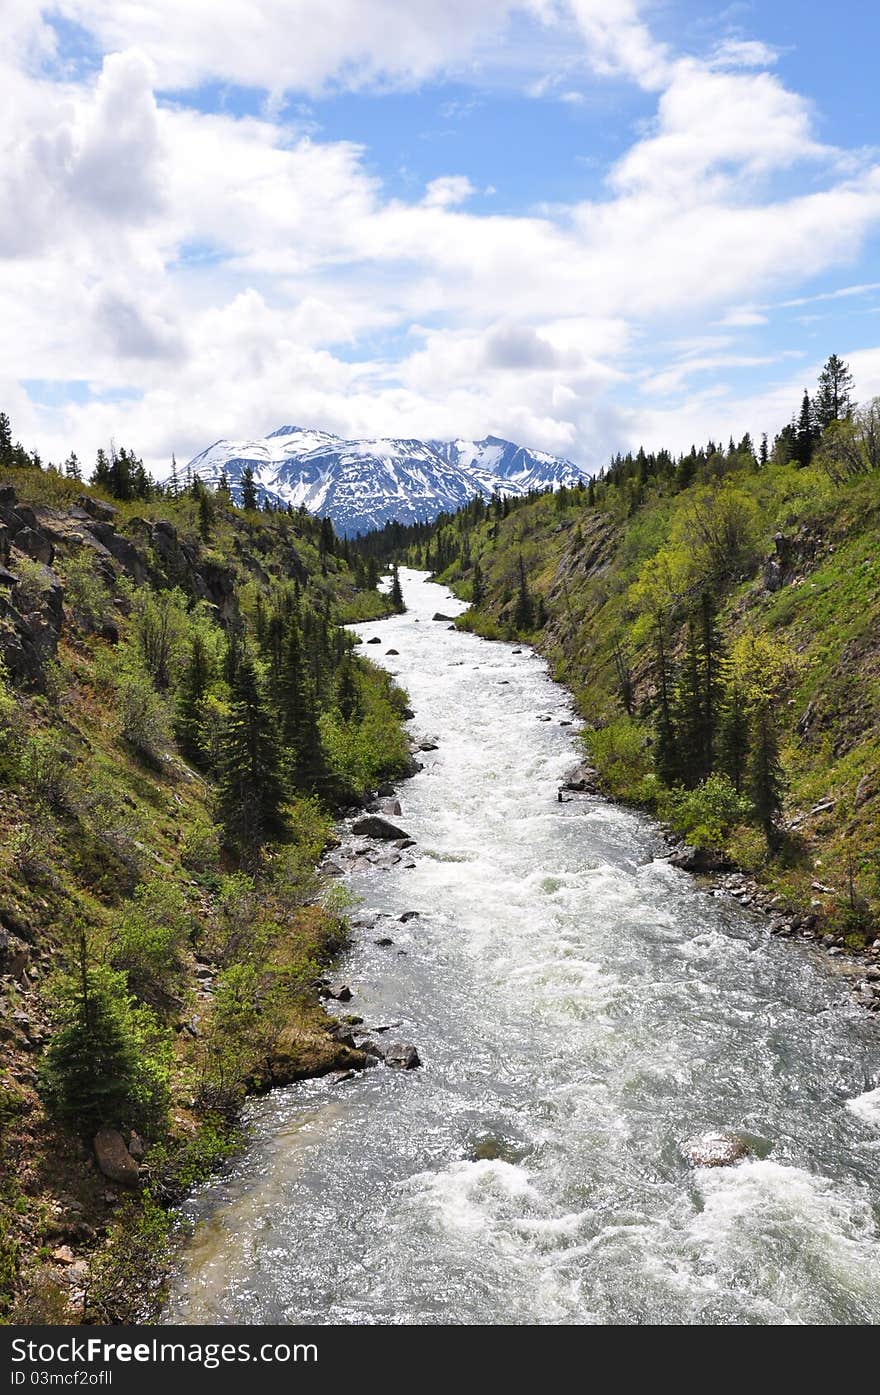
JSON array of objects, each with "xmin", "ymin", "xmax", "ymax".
[
  {"xmin": 385, "ymin": 1043, "xmax": 422, "ymax": 1070},
  {"xmin": 352, "ymin": 815, "xmax": 410, "ymax": 841},
  {"xmin": 399, "ymin": 910, "xmax": 421, "ymax": 922},
  {"xmin": 432, "ymin": 612, "xmax": 454, "ymax": 621},
  {"xmin": 374, "ymin": 936, "xmax": 394, "ymax": 946},
  {"xmin": 367, "ymin": 636, "xmax": 381, "ymax": 644},
  {"xmin": 378, "ymin": 798, "xmax": 402, "ymax": 816},
  {"xmin": 418, "ymin": 740, "xmax": 439, "ymax": 752},
  {"xmin": 386, "ymin": 648, "xmax": 399, "ymax": 655},
  {"xmin": 669, "ymin": 845, "xmax": 728, "ymax": 873},
  {"xmin": 682, "ymin": 1132, "xmax": 749, "ymax": 1168},
  {"xmin": 93, "ymin": 1129, "xmax": 139, "ymax": 1187},
  {"xmin": 560, "ymin": 764, "xmax": 599, "ymax": 793}
]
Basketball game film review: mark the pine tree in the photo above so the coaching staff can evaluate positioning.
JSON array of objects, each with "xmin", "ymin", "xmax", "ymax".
[
  {"xmin": 168, "ymin": 455, "xmax": 179, "ymax": 498},
  {"xmin": 198, "ymin": 489, "xmax": 213, "ymax": 542},
  {"xmin": 759, "ymin": 433, "xmax": 769, "ymax": 467},
  {"xmin": 336, "ymin": 657, "xmax": 361, "ymax": 721},
  {"xmin": 91, "ymin": 448, "xmax": 112, "ymax": 490},
  {"xmin": 814, "ymin": 354, "xmax": 855, "ymax": 431},
  {"xmin": 513, "ymin": 554, "xmax": 534, "ymax": 631},
  {"xmin": 674, "ymin": 619, "xmax": 707, "ymax": 786},
  {"xmin": 176, "ymin": 632, "xmax": 211, "ymax": 765},
  {"xmin": 0, "ymin": 412, "xmax": 12, "ymax": 467},
  {"xmin": 795, "ymin": 392, "xmax": 816, "ymax": 467},
  {"xmin": 64, "ymin": 452, "xmax": 82, "ymax": 482},
  {"xmin": 700, "ymin": 592, "xmax": 724, "ymax": 774},
  {"xmin": 718, "ymin": 676, "xmax": 749, "ymax": 794},
  {"xmin": 389, "ymin": 563, "xmax": 405, "ymax": 612},
  {"xmin": 41, "ymin": 932, "xmax": 165, "ymax": 1135},
  {"xmin": 653, "ymin": 614, "xmax": 679, "ymax": 785},
  {"xmin": 748, "ymin": 701, "xmax": 784, "ymax": 850},
  {"xmin": 241, "ymin": 465, "xmax": 258, "ymax": 512},
  {"xmin": 217, "ymin": 468, "xmax": 231, "ymax": 500},
  {"xmin": 218, "ymin": 655, "xmax": 285, "ymax": 851}
]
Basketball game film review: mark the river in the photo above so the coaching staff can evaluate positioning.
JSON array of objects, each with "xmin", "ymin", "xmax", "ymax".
[{"xmin": 166, "ymin": 568, "xmax": 880, "ymax": 1326}]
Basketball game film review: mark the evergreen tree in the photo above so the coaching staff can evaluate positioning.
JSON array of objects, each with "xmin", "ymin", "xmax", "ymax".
[
  {"xmin": 168, "ymin": 455, "xmax": 179, "ymax": 498},
  {"xmin": 513, "ymin": 554, "xmax": 534, "ymax": 631},
  {"xmin": 700, "ymin": 592, "xmax": 724, "ymax": 774},
  {"xmin": 64, "ymin": 452, "xmax": 82, "ymax": 482},
  {"xmin": 814, "ymin": 354, "xmax": 855, "ymax": 431},
  {"xmin": 336, "ymin": 656, "xmax": 361, "ymax": 721},
  {"xmin": 748, "ymin": 701, "xmax": 784, "ymax": 850},
  {"xmin": 198, "ymin": 489, "xmax": 213, "ymax": 542},
  {"xmin": 0, "ymin": 411, "xmax": 12, "ymax": 468},
  {"xmin": 176, "ymin": 632, "xmax": 211, "ymax": 765},
  {"xmin": 653, "ymin": 614, "xmax": 679, "ymax": 784},
  {"xmin": 217, "ymin": 467, "xmax": 231, "ymax": 500},
  {"xmin": 41, "ymin": 932, "xmax": 166, "ymax": 1136},
  {"xmin": 718, "ymin": 677, "xmax": 749, "ymax": 794},
  {"xmin": 241, "ymin": 465, "xmax": 258, "ymax": 511},
  {"xmin": 389, "ymin": 563, "xmax": 405, "ymax": 612},
  {"xmin": 218, "ymin": 655, "xmax": 285, "ymax": 851},
  {"xmin": 91, "ymin": 448, "xmax": 112, "ymax": 490},
  {"xmin": 795, "ymin": 392, "xmax": 816, "ymax": 467},
  {"xmin": 674, "ymin": 619, "xmax": 707, "ymax": 786},
  {"xmin": 759, "ymin": 433, "xmax": 769, "ymax": 467}
]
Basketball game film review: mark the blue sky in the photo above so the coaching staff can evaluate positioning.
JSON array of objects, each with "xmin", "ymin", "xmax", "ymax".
[{"xmin": 2, "ymin": 0, "xmax": 880, "ymax": 472}]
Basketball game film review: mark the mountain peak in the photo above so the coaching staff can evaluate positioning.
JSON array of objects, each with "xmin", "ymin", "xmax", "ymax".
[{"xmin": 187, "ymin": 427, "xmax": 587, "ymax": 535}]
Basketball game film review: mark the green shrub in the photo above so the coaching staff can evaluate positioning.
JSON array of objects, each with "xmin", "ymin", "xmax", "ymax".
[
  {"xmin": 179, "ymin": 816, "xmax": 221, "ymax": 872},
  {"xmin": 63, "ymin": 550, "xmax": 113, "ymax": 632},
  {"xmin": 111, "ymin": 876, "xmax": 192, "ymax": 1005},
  {"xmin": 583, "ymin": 717, "xmax": 656, "ymax": 804},
  {"xmin": 85, "ymin": 1194, "xmax": 173, "ymax": 1324},
  {"xmin": 662, "ymin": 774, "xmax": 753, "ymax": 850},
  {"xmin": 21, "ymin": 728, "xmax": 74, "ymax": 809},
  {"xmin": 117, "ymin": 670, "xmax": 173, "ymax": 761},
  {"xmin": 12, "ymin": 556, "xmax": 49, "ymax": 613}
]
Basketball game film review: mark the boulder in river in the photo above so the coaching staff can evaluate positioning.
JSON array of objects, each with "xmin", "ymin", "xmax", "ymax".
[
  {"xmin": 94, "ymin": 1129, "xmax": 139, "ymax": 1187},
  {"xmin": 560, "ymin": 763, "xmax": 599, "ymax": 793},
  {"xmin": 385, "ymin": 1043, "xmax": 422, "ymax": 1070},
  {"xmin": 386, "ymin": 648, "xmax": 399, "ymax": 655},
  {"xmin": 374, "ymin": 936, "xmax": 394, "ymax": 946},
  {"xmin": 432, "ymin": 612, "xmax": 454, "ymax": 622},
  {"xmin": 399, "ymin": 910, "xmax": 421, "ymax": 922},
  {"xmin": 352, "ymin": 815, "xmax": 410, "ymax": 841},
  {"xmin": 367, "ymin": 637, "xmax": 381, "ymax": 644},
  {"xmin": 682, "ymin": 1132, "xmax": 750, "ymax": 1168}
]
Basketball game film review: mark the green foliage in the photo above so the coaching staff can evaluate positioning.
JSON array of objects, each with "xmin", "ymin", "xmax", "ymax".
[
  {"xmin": 582, "ymin": 717, "xmax": 657, "ymax": 805},
  {"xmin": 116, "ymin": 667, "xmax": 173, "ymax": 761},
  {"xmin": 111, "ymin": 876, "xmax": 192, "ymax": 1005},
  {"xmin": 662, "ymin": 775, "xmax": 752, "ymax": 850},
  {"xmin": 63, "ymin": 550, "xmax": 113, "ymax": 632},
  {"xmin": 41, "ymin": 955, "xmax": 170, "ymax": 1137},
  {"xmin": 85, "ymin": 1194, "xmax": 173, "ymax": 1324}
]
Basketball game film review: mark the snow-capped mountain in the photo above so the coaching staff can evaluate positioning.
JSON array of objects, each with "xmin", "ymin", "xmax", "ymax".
[{"xmin": 185, "ymin": 426, "xmax": 587, "ymax": 535}]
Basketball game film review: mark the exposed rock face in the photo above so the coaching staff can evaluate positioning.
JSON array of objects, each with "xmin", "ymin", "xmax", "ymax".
[
  {"xmin": 351, "ymin": 815, "xmax": 410, "ymax": 841},
  {"xmin": 384, "ymin": 1043, "xmax": 422, "ymax": 1070},
  {"xmin": 682, "ymin": 1132, "xmax": 749, "ymax": 1167},
  {"xmin": 93, "ymin": 1128, "xmax": 140, "ymax": 1187}
]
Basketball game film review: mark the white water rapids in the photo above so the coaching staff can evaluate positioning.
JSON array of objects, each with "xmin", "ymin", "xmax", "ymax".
[{"xmin": 167, "ymin": 568, "xmax": 880, "ymax": 1325}]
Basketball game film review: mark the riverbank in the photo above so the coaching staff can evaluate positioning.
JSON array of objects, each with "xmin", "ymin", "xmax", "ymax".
[{"xmin": 165, "ymin": 568, "xmax": 880, "ymax": 1327}]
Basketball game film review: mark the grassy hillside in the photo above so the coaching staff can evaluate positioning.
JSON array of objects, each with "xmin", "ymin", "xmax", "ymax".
[
  {"xmin": 370, "ymin": 385, "xmax": 880, "ymax": 957},
  {"xmin": 0, "ymin": 455, "xmax": 407, "ymax": 1322}
]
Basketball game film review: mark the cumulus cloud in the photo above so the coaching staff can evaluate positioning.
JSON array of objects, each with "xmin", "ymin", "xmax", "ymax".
[{"xmin": 2, "ymin": 0, "xmax": 879, "ymax": 472}]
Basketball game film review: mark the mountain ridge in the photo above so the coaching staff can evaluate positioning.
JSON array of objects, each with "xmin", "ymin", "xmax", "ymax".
[{"xmin": 185, "ymin": 425, "xmax": 587, "ymax": 535}]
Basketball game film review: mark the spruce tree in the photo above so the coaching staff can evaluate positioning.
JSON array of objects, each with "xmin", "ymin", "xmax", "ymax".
[
  {"xmin": 0, "ymin": 411, "xmax": 12, "ymax": 467},
  {"xmin": 513, "ymin": 554, "xmax": 534, "ymax": 631},
  {"xmin": 389, "ymin": 563, "xmax": 405, "ymax": 612},
  {"xmin": 748, "ymin": 701, "xmax": 784, "ymax": 850},
  {"xmin": 718, "ymin": 677, "xmax": 749, "ymax": 793},
  {"xmin": 218, "ymin": 655, "xmax": 285, "ymax": 851},
  {"xmin": 176, "ymin": 632, "xmax": 211, "ymax": 765},
  {"xmin": 241, "ymin": 465, "xmax": 258, "ymax": 512},
  {"xmin": 795, "ymin": 392, "xmax": 816, "ymax": 467},
  {"xmin": 674, "ymin": 619, "xmax": 707, "ymax": 786},
  {"xmin": 814, "ymin": 354, "xmax": 855, "ymax": 431},
  {"xmin": 653, "ymin": 615, "xmax": 679, "ymax": 784}
]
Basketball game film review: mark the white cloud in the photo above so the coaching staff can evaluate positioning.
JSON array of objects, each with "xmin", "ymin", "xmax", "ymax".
[{"xmin": 2, "ymin": 2, "xmax": 879, "ymax": 475}]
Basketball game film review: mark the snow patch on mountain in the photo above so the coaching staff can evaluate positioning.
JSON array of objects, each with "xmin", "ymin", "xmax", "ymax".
[{"xmin": 186, "ymin": 426, "xmax": 587, "ymax": 535}]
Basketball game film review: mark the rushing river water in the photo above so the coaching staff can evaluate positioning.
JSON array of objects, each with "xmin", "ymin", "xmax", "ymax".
[{"xmin": 167, "ymin": 568, "xmax": 880, "ymax": 1326}]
